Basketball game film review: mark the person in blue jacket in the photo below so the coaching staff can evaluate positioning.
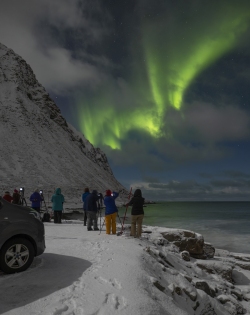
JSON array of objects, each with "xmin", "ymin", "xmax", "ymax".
[
  {"xmin": 51, "ymin": 188, "xmax": 65, "ymax": 224},
  {"xmin": 82, "ymin": 187, "xmax": 90, "ymax": 226},
  {"xmin": 85, "ymin": 190, "xmax": 100, "ymax": 231},
  {"xmin": 104, "ymin": 190, "xmax": 119, "ymax": 234},
  {"xmin": 29, "ymin": 189, "xmax": 43, "ymax": 212}
]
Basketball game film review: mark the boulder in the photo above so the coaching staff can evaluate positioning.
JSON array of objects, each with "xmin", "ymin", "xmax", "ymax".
[{"xmin": 161, "ymin": 230, "xmax": 204, "ymax": 258}]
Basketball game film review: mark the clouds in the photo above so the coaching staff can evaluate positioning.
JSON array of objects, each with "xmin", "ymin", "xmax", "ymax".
[
  {"xmin": 0, "ymin": 0, "xmax": 112, "ymax": 93},
  {"xmin": 132, "ymin": 172, "xmax": 250, "ymax": 201}
]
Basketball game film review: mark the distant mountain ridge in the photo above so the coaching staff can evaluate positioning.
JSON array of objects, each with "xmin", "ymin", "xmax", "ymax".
[{"xmin": 0, "ymin": 43, "xmax": 125, "ymax": 203}]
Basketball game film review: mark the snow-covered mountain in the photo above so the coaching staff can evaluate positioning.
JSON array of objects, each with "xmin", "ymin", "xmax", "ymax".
[{"xmin": 0, "ymin": 43, "xmax": 125, "ymax": 205}]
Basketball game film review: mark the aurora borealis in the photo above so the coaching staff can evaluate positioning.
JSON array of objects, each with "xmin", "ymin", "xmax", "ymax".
[
  {"xmin": 77, "ymin": 1, "xmax": 250, "ymax": 154},
  {"xmin": 1, "ymin": 0, "xmax": 250, "ymax": 200}
]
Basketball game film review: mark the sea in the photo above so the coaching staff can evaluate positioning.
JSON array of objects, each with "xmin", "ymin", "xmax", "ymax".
[{"xmin": 118, "ymin": 201, "xmax": 250, "ymax": 254}]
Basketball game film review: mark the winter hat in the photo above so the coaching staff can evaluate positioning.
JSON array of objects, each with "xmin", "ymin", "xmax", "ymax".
[
  {"xmin": 14, "ymin": 189, "xmax": 18, "ymax": 193},
  {"xmin": 106, "ymin": 190, "xmax": 112, "ymax": 196}
]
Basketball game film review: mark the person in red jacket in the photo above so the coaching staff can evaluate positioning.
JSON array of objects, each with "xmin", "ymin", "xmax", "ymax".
[{"xmin": 3, "ymin": 191, "xmax": 13, "ymax": 203}]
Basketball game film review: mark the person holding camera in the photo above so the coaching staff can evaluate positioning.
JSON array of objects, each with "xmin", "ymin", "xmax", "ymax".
[
  {"xmin": 104, "ymin": 190, "xmax": 119, "ymax": 234},
  {"xmin": 85, "ymin": 190, "xmax": 100, "ymax": 231},
  {"xmin": 12, "ymin": 189, "xmax": 21, "ymax": 205},
  {"xmin": 126, "ymin": 189, "xmax": 145, "ymax": 238},
  {"xmin": 82, "ymin": 187, "xmax": 90, "ymax": 226},
  {"xmin": 29, "ymin": 189, "xmax": 43, "ymax": 212},
  {"xmin": 51, "ymin": 188, "xmax": 65, "ymax": 224}
]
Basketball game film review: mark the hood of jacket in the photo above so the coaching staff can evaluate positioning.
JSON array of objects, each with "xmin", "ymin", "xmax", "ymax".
[
  {"xmin": 134, "ymin": 189, "xmax": 142, "ymax": 197},
  {"xmin": 55, "ymin": 188, "xmax": 61, "ymax": 195}
]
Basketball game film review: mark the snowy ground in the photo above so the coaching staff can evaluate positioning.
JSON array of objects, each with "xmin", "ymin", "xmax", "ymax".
[{"xmin": 0, "ymin": 220, "xmax": 250, "ymax": 315}]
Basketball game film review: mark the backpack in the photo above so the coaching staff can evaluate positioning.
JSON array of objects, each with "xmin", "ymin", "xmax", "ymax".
[{"xmin": 42, "ymin": 212, "xmax": 51, "ymax": 222}]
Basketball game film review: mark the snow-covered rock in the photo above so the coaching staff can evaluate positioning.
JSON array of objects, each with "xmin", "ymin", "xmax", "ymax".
[
  {"xmin": 0, "ymin": 42, "xmax": 127, "ymax": 205},
  {"xmin": 161, "ymin": 229, "xmax": 206, "ymax": 258}
]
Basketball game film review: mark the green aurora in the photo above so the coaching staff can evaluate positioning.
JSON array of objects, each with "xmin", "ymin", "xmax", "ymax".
[{"xmin": 78, "ymin": 4, "xmax": 250, "ymax": 150}]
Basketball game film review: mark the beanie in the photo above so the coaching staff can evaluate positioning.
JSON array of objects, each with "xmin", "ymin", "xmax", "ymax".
[
  {"xmin": 106, "ymin": 189, "xmax": 112, "ymax": 196},
  {"xmin": 14, "ymin": 189, "xmax": 18, "ymax": 193}
]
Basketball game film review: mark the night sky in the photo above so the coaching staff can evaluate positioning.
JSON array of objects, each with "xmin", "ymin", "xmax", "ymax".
[{"xmin": 1, "ymin": 0, "xmax": 250, "ymax": 200}]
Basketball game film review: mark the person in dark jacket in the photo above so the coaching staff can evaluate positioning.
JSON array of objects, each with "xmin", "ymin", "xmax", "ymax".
[
  {"xmin": 104, "ymin": 190, "xmax": 119, "ymax": 234},
  {"xmin": 3, "ymin": 191, "xmax": 13, "ymax": 203},
  {"xmin": 29, "ymin": 189, "xmax": 43, "ymax": 212},
  {"xmin": 51, "ymin": 188, "xmax": 65, "ymax": 223},
  {"xmin": 85, "ymin": 190, "xmax": 100, "ymax": 231},
  {"xmin": 126, "ymin": 189, "xmax": 145, "ymax": 238},
  {"xmin": 12, "ymin": 189, "xmax": 21, "ymax": 204},
  {"xmin": 82, "ymin": 187, "xmax": 90, "ymax": 226}
]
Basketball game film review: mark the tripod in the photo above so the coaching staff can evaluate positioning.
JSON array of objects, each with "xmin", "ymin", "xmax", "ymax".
[
  {"xmin": 99, "ymin": 208, "xmax": 106, "ymax": 234},
  {"xmin": 117, "ymin": 187, "xmax": 133, "ymax": 236},
  {"xmin": 19, "ymin": 192, "xmax": 27, "ymax": 206},
  {"xmin": 40, "ymin": 194, "xmax": 48, "ymax": 211}
]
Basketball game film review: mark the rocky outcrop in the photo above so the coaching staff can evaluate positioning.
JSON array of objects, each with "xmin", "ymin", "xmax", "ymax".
[
  {"xmin": 141, "ymin": 227, "xmax": 249, "ymax": 315},
  {"xmin": 0, "ymin": 42, "xmax": 126, "ymax": 201},
  {"xmin": 160, "ymin": 230, "xmax": 216, "ymax": 260},
  {"xmin": 161, "ymin": 229, "xmax": 206, "ymax": 258}
]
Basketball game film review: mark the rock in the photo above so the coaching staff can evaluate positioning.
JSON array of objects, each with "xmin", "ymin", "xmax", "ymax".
[
  {"xmin": 224, "ymin": 301, "xmax": 246, "ymax": 315},
  {"xmin": 235, "ymin": 262, "xmax": 250, "ymax": 270},
  {"xmin": 204, "ymin": 243, "xmax": 215, "ymax": 259},
  {"xmin": 161, "ymin": 229, "xmax": 204, "ymax": 258},
  {"xmin": 229, "ymin": 254, "xmax": 250, "ymax": 262},
  {"xmin": 199, "ymin": 303, "xmax": 217, "ymax": 315},
  {"xmin": 184, "ymin": 275, "xmax": 192, "ymax": 282},
  {"xmin": 183, "ymin": 288, "xmax": 197, "ymax": 301},
  {"xmin": 196, "ymin": 261, "xmax": 233, "ymax": 283},
  {"xmin": 153, "ymin": 281, "xmax": 165, "ymax": 292},
  {"xmin": 231, "ymin": 289, "xmax": 243, "ymax": 301},
  {"xmin": 193, "ymin": 301, "xmax": 200, "ymax": 311},
  {"xmin": 195, "ymin": 281, "xmax": 216, "ymax": 298},
  {"xmin": 159, "ymin": 252, "xmax": 174, "ymax": 267},
  {"xmin": 217, "ymin": 294, "xmax": 231, "ymax": 304},
  {"xmin": 168, "ymin": 283, "xmax": 182, "ymax": 295},
  {"xmin": 157, "ymin": 238, "xmax": 166, "ymax": 246},
  {"xmin": 180, "ymin": 250, "xmax": 190, "ymax": 261}
]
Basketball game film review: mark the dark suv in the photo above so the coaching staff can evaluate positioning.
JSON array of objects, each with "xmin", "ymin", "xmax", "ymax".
[{"xmin": 0, "ymin": 197, "xmax": 45, "ymax": 273}]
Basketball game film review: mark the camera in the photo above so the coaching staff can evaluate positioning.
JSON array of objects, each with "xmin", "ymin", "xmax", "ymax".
[{"xmin": 39, "ymin": 190, "xmax": 43, "ymax": 195}]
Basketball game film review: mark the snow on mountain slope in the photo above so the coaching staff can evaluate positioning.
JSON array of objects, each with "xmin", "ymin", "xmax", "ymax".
[{"xmin": 0, "ymin": 43, "xmax": 125, "ymax": 204}]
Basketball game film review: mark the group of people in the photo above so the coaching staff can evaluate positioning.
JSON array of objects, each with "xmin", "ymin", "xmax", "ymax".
[
  {"xmin": 82, "ymin": 188, "xmax": 145, "ymax": 238},
  {"xmin": 2, "ymin": 186, "xmax": 146, "ymax": 237},
  {"xmin": 2, "ymin": 190, "xmax": 21, "ymax": 204},
  {"xmin": 2, "ymin": 188, "xmax": 65, "ymax": 224}
]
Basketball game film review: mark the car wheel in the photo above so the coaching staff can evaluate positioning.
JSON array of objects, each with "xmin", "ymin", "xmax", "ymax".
[{"xmin": 0, "ymin": 238, "xmax": 35, "ymax": 274}]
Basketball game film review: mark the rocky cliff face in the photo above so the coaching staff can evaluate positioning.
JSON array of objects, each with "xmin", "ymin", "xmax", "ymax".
[{"xmin": 0, "ymin": 43, "xmax": 125, "ymax": 204}]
